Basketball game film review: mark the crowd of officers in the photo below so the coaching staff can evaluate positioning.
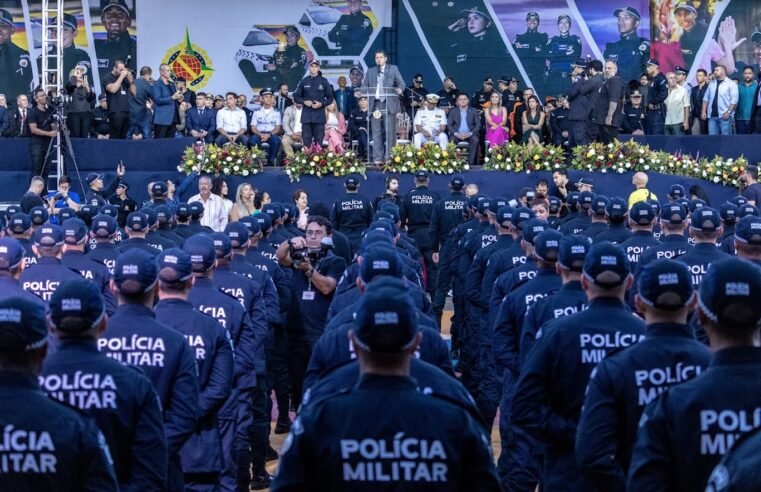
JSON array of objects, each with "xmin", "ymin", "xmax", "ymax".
[{"xmin": 4, "ymin": 164, "xmax": 761, "ymax": 490}]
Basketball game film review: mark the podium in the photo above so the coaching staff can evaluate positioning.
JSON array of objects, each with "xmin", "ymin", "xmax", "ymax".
[{"xmin": 355, "ymin": 87, "xmax": 402, "ymax": 164}]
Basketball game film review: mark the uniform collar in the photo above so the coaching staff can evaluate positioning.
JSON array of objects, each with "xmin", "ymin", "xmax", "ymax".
[
  {"xmin": 559, "ymin": 279, "xmax": 583, "ymax": 292},
  {"xmin": 0, "ymin": 370, "xmax": 40, "ymax": 391},
  {"xmin": 645, "ymin": 322, "xmax": 695, "ymax": 339},
  {"xmin": 63, "ymin": 250, "xmax": 85, "ymax": 257},
  {"xmin": 37, "ymin": 256, "xmax": 62, "ymax": 265},
  {"xmin": 633, "ymin": 230, "xmax": 654, "ymax": 237},
  {"xmin": 156, "ymin": 298, "xmax": 195, "ymax": 309},
  {"xmin": 116, "ymin": 303, "xmax": 155, "ymax": 318},
  {"xmin": 58, "ymin": 338, "xmax": 99, "ymax": 352},
  {"xmin": 694, "ymin": 242, "xmax": 718, "ymax": 251},
  {"xmin": 588, "ymin": 297, "xmax": 626, "ymax": 309},
  {"xmin": 192, "ymin": 276, "xmax": 215, "ymax": 288},
  {"xmin": 711, "ymin": 346, "xmax": 761, "ymax": 367},
  {"xmin": 663, "ymin": 234, "xmax": 688, "ymax": 243},
  {"xmin": 356, "ymin": 373, "xmax": 418, "ymax": 391},
  {"xmin": 537, "ymin": 266, "xmax": 557, "ymax": 276}
]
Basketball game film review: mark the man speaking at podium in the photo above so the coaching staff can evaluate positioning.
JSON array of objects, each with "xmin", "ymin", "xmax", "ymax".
[{"xmin": 360, "ymin": 49, "xmax": 405, "ymax": 164}]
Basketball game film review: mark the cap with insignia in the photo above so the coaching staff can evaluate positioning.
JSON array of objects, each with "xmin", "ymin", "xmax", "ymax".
[{"xmin": 613, "ymin": 6, "xmax": 641, "ymax": 20}]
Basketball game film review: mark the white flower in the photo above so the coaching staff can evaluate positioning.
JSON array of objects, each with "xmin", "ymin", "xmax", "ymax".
[
  {"xmin": 350, "ymin": 166, "xmax": 356, "ymax": 172},
  {"xmin": 328, "ymin": 152, "xmax": 334, "ymax": 158},
  {"xmin": 435, "ymin": 153, "xmax": 441, "ymax": 159},
  {"xmin": 286, "ymin": 169, "xmax": 291, "ymax": 175},
  {"xmin": 505, "ymin": 165, "xmax": 512, "ymax": 171},
  {"xmin": 617, "ymin": 168, "xmax": 624, "ymax": 174},
  {"xmin": 625, "ymin": 163, "xmax": 631, "ymax": 168},
  {"xmin": 507, "ymin": 158, "xmax": 512, "ymax": 163},
  {"xmin": 309, "ymin": 170, "xmax": 315, "ymax": 175},
  {"xmin": 406, "ymin": 151, "xmax": 413, "ymax": 158},
  {"xmin": 177, "ymin": 166, "xmax": 183, "ymax": 172},
  {"xmin": 713, "ymin": 176, "xmax": 720, "ymax": 183},
  {"xmin": 223, "ymin": 168, "xmax": 230, "ymax": 174},
  {"xmin": 644, "ymin": 165, "xmax": 650, "ymax": 170},
  {"xmin": 401, "ymin": 166, "xmax": 408, "ymax": 172},
  {"xmin": 310, "ymin": 162, "xmax": 315, "ymax": 167},
  {"xmin": 607, "ymin": 143, "xmax": 614, "ymax": 149},
  {"xmin": 242, "ymin": 170, "xmax": 250, "ymax": 176},
  {"xmin": 226, "ymin": 156, "xmax": 232, "ymax": 162},
  {"xmin": 464, "ymin": 164, "xmax": 470, "ymax": 170},
  {"xmin": 638, "ymin": 158, "xmax": 644, "ymax": 164},
  {"xmin": 233, "ymin": 166, "xmax": 240, "ymax": 172},
  {"xmin": 485, "ymin": 157, "xmax": 490, "ymax": 163},
  {"xmin": 550, "ymin": 150, "xmax": 555, "ymax": 155},
  {"xmin": 448, "ymin": 168, "xmax": 454, "ymax": 173},
  {"xmin": 638, "ymin": 148, "xmax": 645, "ymax": 154},
  {"xmin": 543, "ymin": 161, "xmax": 549, "ymax": 166}
]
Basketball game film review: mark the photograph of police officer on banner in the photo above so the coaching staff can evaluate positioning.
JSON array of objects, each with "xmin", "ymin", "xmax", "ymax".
[
  {"xmin": 89, "ymin": 0, "xmax": 137, "ymax": 87},
  {"xmin": 296, "ymin": 0, "xmax": 378, "ymax": 57},
  {"xmin": 0, "ymin": 1, "xmax": 32, "ymax": 109},
  {"xmin": 237, "ymin": 25, "xmax": 314, "ymax": 92}
]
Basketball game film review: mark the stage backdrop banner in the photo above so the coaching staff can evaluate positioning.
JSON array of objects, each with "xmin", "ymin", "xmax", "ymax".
[{"xmin": 135, "ymin": 0, "xmax": 391, "ymax": 95}]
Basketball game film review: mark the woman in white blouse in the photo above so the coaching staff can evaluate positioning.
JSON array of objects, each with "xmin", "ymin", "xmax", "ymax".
[
  {"xmin": 230, "ymin": 182, "xmax": 256, "ymax": 222},
  {"xmin": 211, "ymin": 176, "xmax": 234, "ymax": 222},
  {"xmin": 293, "ymin": 189, "xmax": 309, "ymax": 230}
]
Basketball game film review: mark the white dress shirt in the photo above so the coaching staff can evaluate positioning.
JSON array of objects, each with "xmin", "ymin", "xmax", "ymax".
[
  {"xmin": 216, "ymin": 107, "xmax": 247, "ymax": 133},
  {"xmin": 188, "ymin": 192, "xmax": 228, "ymax": 232}
]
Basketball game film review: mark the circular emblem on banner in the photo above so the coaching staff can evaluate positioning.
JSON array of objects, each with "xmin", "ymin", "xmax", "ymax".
[{"xmin": 162, "ymin": 29, "xmax": 214, "ymax": 90}]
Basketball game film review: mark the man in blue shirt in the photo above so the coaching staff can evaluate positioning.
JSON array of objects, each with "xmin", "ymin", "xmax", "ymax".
[{"xmin": 736, "ymin": 66, "xmax": 757, "ymax": 134}]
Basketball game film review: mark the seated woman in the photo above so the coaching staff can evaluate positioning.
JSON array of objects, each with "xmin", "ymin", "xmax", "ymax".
[
  {"xmin": 484, "ymin": 91, "xmax": 509, "ymax": 148},
  {"xmin": 521, "ymin": 95, "xmax": 544, "ymax": 147},
  {"xmin": 324, "ymin": 101, "xmax": 347, "ymax": 154}
]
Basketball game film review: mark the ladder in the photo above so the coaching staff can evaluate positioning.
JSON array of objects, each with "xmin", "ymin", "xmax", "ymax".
[{"xmin": 40, "ymin": 0, "xmax": 64, "ymax": 192}]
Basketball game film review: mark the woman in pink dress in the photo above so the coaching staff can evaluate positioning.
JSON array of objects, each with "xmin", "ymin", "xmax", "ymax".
[
  {"xmin": 484, "ymin": 91, "xmax": 509, "ymax": 147},
  {"xmin": 324, "ymin": 101, "xmax": 347, "ymax": 154}
]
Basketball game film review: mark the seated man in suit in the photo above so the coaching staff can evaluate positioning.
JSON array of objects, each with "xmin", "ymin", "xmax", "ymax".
[
  {"xmin": 10, "ymin": 94, "xmax": 30, "ymax": 137},
  {"xmin": 447, "ymin": 93, "xmax": 481, "ymax": 166},
  {"xmin": 185, "ymin": 92, "xmax": 216, "ymax": 143},
  {"xmin": 0, "ymin": 94, "xmax": 10, "ymax": 137}
]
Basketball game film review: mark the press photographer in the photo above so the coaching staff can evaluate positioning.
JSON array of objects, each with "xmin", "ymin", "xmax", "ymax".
[
  {"xmin": 27, "ymin": 88, "xmax": 57, "ymax": 182},
  {"xmin": 276, "ymin": 215, "xmax": 346, "ymax": 408}
]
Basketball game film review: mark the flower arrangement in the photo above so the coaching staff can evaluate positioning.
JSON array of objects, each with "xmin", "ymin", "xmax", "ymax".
[
  {"xmin": 283, "ymin": 147, "xmax": 366, "ymax": 182},
  {"xmin": 385, "ymin": 143, "xmax": 468, "ymax": 174},
  {"xmin": 178, "ymin": 142, "xmax": 264, "ymax": 176},
  {"xmin": 484, "ymin": 142, "xmax": 565, "ymax": 172},
  {"xmin": 568, "ymin": 140, "xmax": 746, "ymax": 186}
]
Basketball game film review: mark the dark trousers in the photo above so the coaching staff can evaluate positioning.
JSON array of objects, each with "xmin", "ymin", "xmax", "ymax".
[
  {"xmin": 754, "ymin": 110, "xmax": 761, "ymax": 134},
  {"xmin": 154, "ymin": 124, "xmax": 174, "ymax": 139},
  {"xmin": 302, "ymin": 123, "xmax": 324, "ymax": 149},
  {"xmin": 453, "ymin": 134, "xmax": 479, "ymax": 166},
  {"xmin": 354, "ymin": 128, "xmax": 368, "ymax": 158},
  {"xmin": 736, "ymin": 120, "xmax": 751, "ymax": 134},
  {"xmin": 266, "ymin": 324, "xmax": 291, "ymax": 424},
  {"xmin": 109, "ymin": 111, "xmax": 130, "ymax": 139},
  {"xmin": 29, "ymin": 139, "xmax": 53, "ymax": 182},
  {"xmin": 432, "ymin": 241, "xmax": 454, "ymax": 329},
  {"xmin": 646, "ymin": 109, "xmax": 665, "ymax": 135},
  {"xmin": 214, "ymin": 134, "xmax": 249, "ymax": 147},
  {"xmin": 246, "ymin": 379, "xmax": 269, "ymax": 477},
  {"xmin": 597, "ymin": 124, "xmax": 619, "ymax": 144},
  {"xmin": 569, "ymin": 120, "xmax": 588, "ymax": 147},
  {"xmin": 285, "ymin": 337, "xmax": 314, "ymax": 409},
  {"xmin": 68, "ymin": 111, "xmax": 92, "ymax": 138}
]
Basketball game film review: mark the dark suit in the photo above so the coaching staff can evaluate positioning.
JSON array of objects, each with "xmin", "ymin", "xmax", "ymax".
[
  {"xmin": 447, "ymin": 106, "xmax": 481, "ymax": 166},
  {"xmin": 361, "ymin": 63, "xmax": 405, "ymax": 161},
  {"xmin": 0, "ymin": 107, "xmax": 10, "ymax": 137},
  {"xmin": 185, "ymin": 107, "xmax": 216, "ymax": 143},
  {"xmin": 568, "ymin": 74, "xmax": 603, "ymax": 146},
  {"xmin": 10, "ymin": 107, "xmax": 30, "ymax": 137}
]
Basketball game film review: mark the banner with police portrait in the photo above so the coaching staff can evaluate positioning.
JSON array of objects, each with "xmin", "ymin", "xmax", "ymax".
[{"xmin": 135, "ymin": 0, "xmax": 391, "ymax": 96}]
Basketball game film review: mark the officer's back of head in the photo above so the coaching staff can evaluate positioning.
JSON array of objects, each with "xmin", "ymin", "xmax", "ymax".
[
  {"xmin": 210, "ymin": 232, "xmax": 233, "ymax": 265},
  {"xmin": 48, "ymin": 279, "xmax": 107, "ymax": 340},
  {"xmin": 606, "ymin": 197, "xmax": 628, "ymax": 225},
  {"xmin": 734, "ymin": 215, "xmax": 761, "ymax": 261},
  {"xmin": 629, "ymin": 201, "xmax": 656, "ymax": 231},
  {"xmin": 557, "ymin": 235, "xmax": 591, "ymax": 279},
  {"xmin": 183, "ymin": 235, "xmax": 217, "ymax": 277},
  {"xmin": 689, "ymin": 207, "xmax": 722, "ymax": 243},
  {"xmin": 582, "ymin": 242, "xmax": 632, "ymax": 299},
  {"xmin": 0, "ymin": 237, "xmax": 26, "ymax": 279},
  {"xmin": 112, "ymin": 249, "xmax": 158, "ymax": 306},
  {"xmin": 156, "ymin": 248, "xmax": 194, "ymax": 297},
  {"xmin": 660, "ymin": 203, "xmax": 688, "ymax": 234},
  {"xmin": 635, "ymin": 259, "xmax": 694, "ymax": 323},
  {"xmin": 532, "ymin": 229, "xmax": 562, "ymax": 265},
  {"xmin": 696, "ymin": 257, "xmax": 761, "ymax": 345},
  {"xmin": 0, "ymin": 297, "xmax": 48, "ymax": 374},
  {"xmin": 32, "ymin": 224, "xmax": 65, "ymax": 259},
  {"xmin": 226, "ymin": 222, "xmax": 254, "ymax": 251},
  {"xmin": 350, "ymin": 284, "xmax": 420, "ymax": 372},
  {"xmin": 358, "ymin": 244, "xmax": 402, "ymax": 290}
]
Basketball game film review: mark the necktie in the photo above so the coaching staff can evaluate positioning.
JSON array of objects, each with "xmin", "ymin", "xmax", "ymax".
[
  {"xmin": 377, "ymin": 70, "xmax": 384, "ymax": 100},
  {"xmin": 21, "ymin": 110, "xmax": 26, "ymax": 135},
  {"xmin": 200, "ymin": 109, "xmax": 204, "ymax": 117},
  {"xmin": 279, "ymin": 97, "xmax": 284, "ymax": 113}
]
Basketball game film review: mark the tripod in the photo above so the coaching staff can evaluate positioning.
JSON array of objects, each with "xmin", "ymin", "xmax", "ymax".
[{"xmin": 42, "ymin": 110, "xmax": 86, "ymax": 198}]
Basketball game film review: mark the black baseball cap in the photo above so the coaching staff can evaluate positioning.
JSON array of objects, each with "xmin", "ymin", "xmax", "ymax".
[
  {"xmin": 637, "ymin": 259, "xmax": 694, "ymax": 311},
  {"xmin": 591, "ymin": 195, "xmax": 609, "ymax": 216},
  {"xmin": 61, "ymin": 218, "xmax": 88, "ymax": 245},
  {"xmin": 353, "ymin": 283, "xmax": 417, "ymax": 353},
  {"xmin": 534, "ymin": 229, "xmax": 562, "ymax": 262},
  {"xmin": 157, "ymin": 248, "xmax": 193, "ymax": 283},
  {"xmin": 668, "ymin": 184, "xmax": 686, "ymax": 199},
  {"xmin": 522, "ymin": 219, "xmax": 548, "ymax": 245},
  {"xmin": 630, "ymin": 201, "xmax": 656, "ymax": 226},
  {"xmin": 113, "ymin": 249, "xmax": 158, "ymax": 294},
  {"xmin": 49, "ymin": 279, "xmax": 105, "ymax": 331},
  {"xmin": 558, "ymin": 235, "xmax": 592, "ymax": 272},
  {"xmin": 33, "ymin": 224, "xmax": 64, "ymax": 246},
  {"xmin": 225, "ymin": 222, "xmax": 251, "ymax": 248},
  {"xmin": 90, "ymin": 214, "xmax": 117, "ymax": 238},
  {"xmin": 698, "ymin": 257, "xmax": 761, "ymax": 331},
  {"xmin": 360, "ymin": 245, "xmax": 402, "ymax": 283},
  {"xmin": 0, "ymin": 237, "xmax": 25, "ymax": 270},
  {"xmin": 0, "ymin": 297, "xmax": 47, "ymax": 351},
  {"xmin": 690, "ymin": 207, "xmax": 721, "ymax": 233},
  {"xmin": 583, "ymin": 241, "xmax": 630, "ymax": 287},
  {"xmin": 211, "ymin": 232, "xmax": 232, "ymax": 259},
  {"xmin": 614, "ymin": 6, "xmax": 641, "ymax": 19},
  {"xmin": 606, "ymin": 197, "xmax": 628, "ymax": 219},
  {"xmin": 734, "ymin": 215, "xmax": 761, "ymax": 246},
  {"xmin": 151, "ymin": 181, "xmax": 168, "ymax": 196},
  {"xmin": 661, "ymin": 203, "xmax": 688, "ymax": 224},
  {"xmin": 183, "ymin": 235, "xmax": 217, "ymax": 272}
]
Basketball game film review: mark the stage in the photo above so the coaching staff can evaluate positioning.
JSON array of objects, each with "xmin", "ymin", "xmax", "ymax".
[{"xmin": 0, "ymin": 136, "xmax": 746, "ymax": 206}]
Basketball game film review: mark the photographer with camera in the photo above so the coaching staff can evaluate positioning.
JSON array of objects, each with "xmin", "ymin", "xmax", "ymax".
[
  {"xmin": 27, "ymin": 89, "xmax": 57, "ymax": 182},
  {"xmin": 276, "ymin": 215, "xmax": 346, "ymax": 409},
  {"xmin": 46, "ymin": 175, "xmax": 81, "ymax": 222}
]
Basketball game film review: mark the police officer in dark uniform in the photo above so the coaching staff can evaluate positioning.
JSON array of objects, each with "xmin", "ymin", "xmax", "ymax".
[
  {"xmin": 19, "ymin": 225, "xmax": 82, "ymax": 302},
  {"xmin": 470, "ymin": 77, "xmax": 494, "ymax": 111},
  {"xmin": 60, "ymin": 218, "xmax": 116, "ymax": 316},
  {"xmin": 272, "ymin": 26, "xmax": 307, "ymax": 89},
  {"xmin": 594, "ymin": 197, "xmax": 633, "ymax": 244},
  {"xmin": 154, "ymin": 249, "xmax": 234, "ymax": 491},
  {"xmin": 637, "ymin": 203, "xmax": 692, "ymax": 269},
  {"xmin": 143, "ymin": 208, "xmax": 177, "ymax": 252},
  {"xmin": 292, "ymin": 59, "xmax": 333, "ymax": 149},
  {"xmin": 645, "ymin": 58, "xmax": 668, "ymax": 135},
  {"xmin": 94, "ymin": 0, "xmax": 137, "ymax": 82},
  {"xmin": 621, "ymin": 88, "xmax": 646, "ymax": 134},
  {"xmin": 84, "ymin": 165, "xmax": 125, "ymax": 208},
  {"xmin": 629, "ymin": 257, "xmax": 761, "ymax": 490},
  {"xmin": 107, "ymin": 182, "xmax": 137, "ymax": 227},
  {"xmin": 155, "ymin": 205, "xmax": 185, "ymax": 246},
  {"xmin": 402, "ymin": 170, "xmax": 439, "ymax": 293},
  {"xmin": 618, "ymin": 201, "xmax": 660, "ymax": 273},
  {"xmin": 676, "ymin": 207, "xmax": 729, "ymax": 289},
  {"xmin": 493, "ymin": 229, "xmax": 563, "ymax": 491},
  {"xmin": 718, "ymin": 203, "xmax": 739, "ymax": 254},
  {"xmin": 99, "ymin": 249, "xmax": 199, "ymax": 492},
  {"xmin": 328, "ymin": 0, "xmax": 372, "ymax": 56},
  {"xmin": 271, "ymin": 286, "xmax": 501, "ymax": 491},
  {"xmin": 403, "ymin": 73, "xmax": 426, "ymax": 120},
  {"xmin": 429, "ymin": 174, "xmax": 466, "ymax": 328},
  {"xmin": 36, "ymin": 13, "xmax": 92, "ymax": 86},
  {"xmin": 348, "ymin": 95, "xmax": 369, "ymax": 159},
  {"xmin": 330, "ymin": 176, "xmax": 373, "ymax": 254},
  {"xmin": 0, "ymin": 237, "xmax": 45, "ymax": 305},
  {"xmin": 513, "ymin": 12, "xmax": 548, "ymax": 87},
  {"xmin": 550, "ymin": 94, "xmax": 571, "ymax": 146},
  {"xmin": 172, "ymin": 203, "xmax": 196, "ymax": 240},
  {"xmin": 521, "ymin": 234, "xmax": 590, "ymax": 361},
  {"xmin": 182, "ymin": 235, "xmax": 268, "ymax": 490},
  {"xmin": 514, "ymin": 242, "xmax": 646, "ymax": 491},
  {"xmin": 0, "ymin": 9, "xmax": 32, "ymax": 108},
  {"xmin": 117, "ymin": 211, "xmax": 160, "ymax": 255},
  {"xmin": 546, "ymin": 15, "xmax": 582, "ymax": 98},
  {"xmin": 85, "ymin": 214, "xmax": 120, "ymax": 275},
  {"xmin": 41, "ymin": 279, "xmax": 168, "ymax": 490},
  {"xmin": 603, "ymin": 7, "xmax": 649, "ymax": 84},
  {"xmin": 0, "ymin": 296, "xmax": 118, "ymax": 490},
  {"xmin": 576, "ymin": 260, "xmax": 711, "ymax": 490},
  {"xmin": 7, "ymin": 213, "xmax": 34, "ymax": 260}
]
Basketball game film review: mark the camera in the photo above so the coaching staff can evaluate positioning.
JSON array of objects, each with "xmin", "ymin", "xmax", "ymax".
[
  {"xmin": 289, "ymin": 237, "xmax": 333, "ymax": 266},
  {"xmin": 50, "ymin": 95, "xmax": 71, "ymax": 107}
]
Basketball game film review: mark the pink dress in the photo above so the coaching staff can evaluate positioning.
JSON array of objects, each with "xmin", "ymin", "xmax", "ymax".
[{"xmin": 485, "ymin": 110, "xmax": 508, "ymax": 146}]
